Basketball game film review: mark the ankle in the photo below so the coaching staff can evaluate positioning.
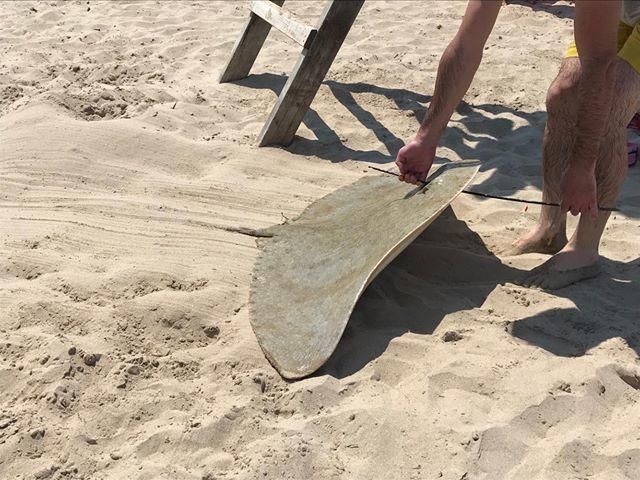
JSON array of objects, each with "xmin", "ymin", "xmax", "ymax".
[
  {"xmin": 534, "ymin": 222, "xmax": 565, "ymax": 240},
  {"xmin": 563, "ymin": 240, "xmax": 599, "ymax": 256}
]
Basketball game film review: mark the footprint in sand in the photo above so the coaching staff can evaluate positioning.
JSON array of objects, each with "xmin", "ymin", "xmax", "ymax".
[{"xmin": 468, "ymin": 365, "xmax": 640, "ymax": 479}]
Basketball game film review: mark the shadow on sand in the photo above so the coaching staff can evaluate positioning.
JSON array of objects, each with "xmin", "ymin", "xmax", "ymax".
[
  {"xmin": 237, "ymin": 72, "xmax": 546, "ymax": 195},
  {"xmin": 505, "ymin": 0, "xmax": 574, "ymax": 19},
  {"xmin": 319, "ymin": 207, "xmax": 523, "ymax": 378},
  {"xmin": 319, "ymin": 207, "xmax": 640, "ymax": 379},
  {"xmin": 510, "ymin": 257, "xmax": 640, "ymax": 357}
]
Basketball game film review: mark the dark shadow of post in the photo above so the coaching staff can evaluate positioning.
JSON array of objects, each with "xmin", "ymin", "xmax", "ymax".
[
  {"xmin": 236, "ymin": 73, "xmax": 396, "ymax": 163},
  {"xmin": 236, "ymin": 73, "xmax": 550, "ymax": 196}
]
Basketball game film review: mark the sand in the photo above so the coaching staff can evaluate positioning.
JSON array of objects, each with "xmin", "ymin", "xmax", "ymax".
[{"xmin": 1, "ymin": 1, "xmax": 639, "ymax": 479}]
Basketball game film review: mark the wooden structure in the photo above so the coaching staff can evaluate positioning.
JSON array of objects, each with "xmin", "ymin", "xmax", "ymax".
[{"xmin": 219, "ymin": 0, "xmax": 364, "ymax": 146}]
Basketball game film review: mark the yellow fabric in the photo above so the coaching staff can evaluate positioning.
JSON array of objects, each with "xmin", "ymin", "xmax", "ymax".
[
  {"xmin": 565, "ymin": 22, "xmax": 640, "ymax": 73},
  {"xmin": 618, "ymin": 23, "xmax": 640, "ymax": 72}
]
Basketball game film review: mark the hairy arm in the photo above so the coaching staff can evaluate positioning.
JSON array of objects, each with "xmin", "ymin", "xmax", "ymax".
[
  {"xmin": 418, "ymin": 0, "xmax": 502, "ymax": 144},
  {"xmin": 397, "ymin": 0, "xmax": 502, "ymax": 184},
  {"xmin": 561, "ymin": 0, "xmax": 620, "ymax": 214}
]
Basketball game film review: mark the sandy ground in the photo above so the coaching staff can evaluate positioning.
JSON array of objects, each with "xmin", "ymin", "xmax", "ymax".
[{"xmin": 1, "ymin": 1, "xmax": 640, "ymax": 479}]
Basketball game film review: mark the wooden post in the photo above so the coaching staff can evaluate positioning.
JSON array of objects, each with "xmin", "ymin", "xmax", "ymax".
[
  {"xmin": 250, "ymin": 1, "xmax": 317, "ymax": 49},
  {"xmin": 219, "ymin": 0, "xmax": 286, "ymax": 83},
  {"xmin": 257, "ymin": 0, "xmax": 364, "ymax": 146}
]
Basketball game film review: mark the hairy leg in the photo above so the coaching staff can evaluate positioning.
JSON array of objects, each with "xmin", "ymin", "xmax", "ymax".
[
  {"xmin": 525, "ymin": 58, "xmax": 640, "ymax": 289},
  {"xmin": 512, "ymin": 58, "xmax": 582, "ymax": 254}
]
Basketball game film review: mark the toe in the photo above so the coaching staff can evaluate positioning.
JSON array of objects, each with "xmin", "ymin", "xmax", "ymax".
[
  {"xmin": 529, "ymin": 274, "xmax": 546, "ymax": 290},
  {"xmin": 520, "ymin": 271, "xmax": 541, "ymax": 289},
  {"xmin": 535, "ymin": 275, "xmax": 553, "ymax": 290}
]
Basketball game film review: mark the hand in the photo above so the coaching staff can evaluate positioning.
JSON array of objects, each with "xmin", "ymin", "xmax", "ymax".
[
  {"xmin": 395, "ymin": 138, "xmax": 437, "ymax": 185},
  {"xmin": 560, "ymin": 165, "xmax": 598, "ymax": 216}
]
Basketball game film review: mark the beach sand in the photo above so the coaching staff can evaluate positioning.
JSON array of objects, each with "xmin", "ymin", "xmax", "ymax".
[{"xmin": 1, "ymin": 1, "xmax": 640, "ymax": 479}]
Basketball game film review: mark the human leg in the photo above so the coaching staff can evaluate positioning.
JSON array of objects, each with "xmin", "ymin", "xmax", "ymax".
[
  {"xmin": 525, "ymin": 58, "xmax": 640, "ymax": 289},
  {"xmin": 512, "ymin": 58, "xmax": 582, "ymax": 255}
]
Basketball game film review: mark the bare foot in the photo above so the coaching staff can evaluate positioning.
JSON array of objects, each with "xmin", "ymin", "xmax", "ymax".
[
  {"xmin": 511, "ymin": 225, "xmax": 567, "ymax": 255},
  {"xmin": 521, "ymin": 247, "xmax": 601, "ymax": 290}
]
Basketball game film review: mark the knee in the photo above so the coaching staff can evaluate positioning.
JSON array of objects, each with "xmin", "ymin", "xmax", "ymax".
[{"xmin": 545, "ymin": 75, "xmax": 579, "ymax": 117}]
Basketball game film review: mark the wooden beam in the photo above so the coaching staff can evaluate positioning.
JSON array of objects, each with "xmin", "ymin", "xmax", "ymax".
[
  {"xmin": 258, "ymin": 0, "xmax": 364, "ymax": 146},
  {"xmin": 250, "ymin": 1, "xmax": 317, "ymax": 49},
  {"xmin": 218, "ymin": 0, "xmax": 285, "ymax": 83}
]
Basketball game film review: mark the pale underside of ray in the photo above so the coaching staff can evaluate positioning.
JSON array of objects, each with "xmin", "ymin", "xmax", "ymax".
[{"xmin": 250, "ymin": 163, "xmax": 479, "ymax": 379}]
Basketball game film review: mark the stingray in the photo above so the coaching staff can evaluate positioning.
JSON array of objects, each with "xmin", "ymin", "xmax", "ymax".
[{"xmin": 250, "ymin": 162, "xmax": 479, "ymax": 379}]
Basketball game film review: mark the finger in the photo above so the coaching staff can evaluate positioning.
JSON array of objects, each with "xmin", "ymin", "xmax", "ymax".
[
  {"xmin": 580, "ymin": 202, "xmax": 592, "ymax": 216},
  {"xmin": 398, "ymin": 174, "xmax": 405, "ymax": 182},
  {"xmin": 570, "ymin": 205, "xmax": 579, "ymax": 216},
  {"xmin": 409, "ymin": 173, "xmax": 423, "ymax": 185}
]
